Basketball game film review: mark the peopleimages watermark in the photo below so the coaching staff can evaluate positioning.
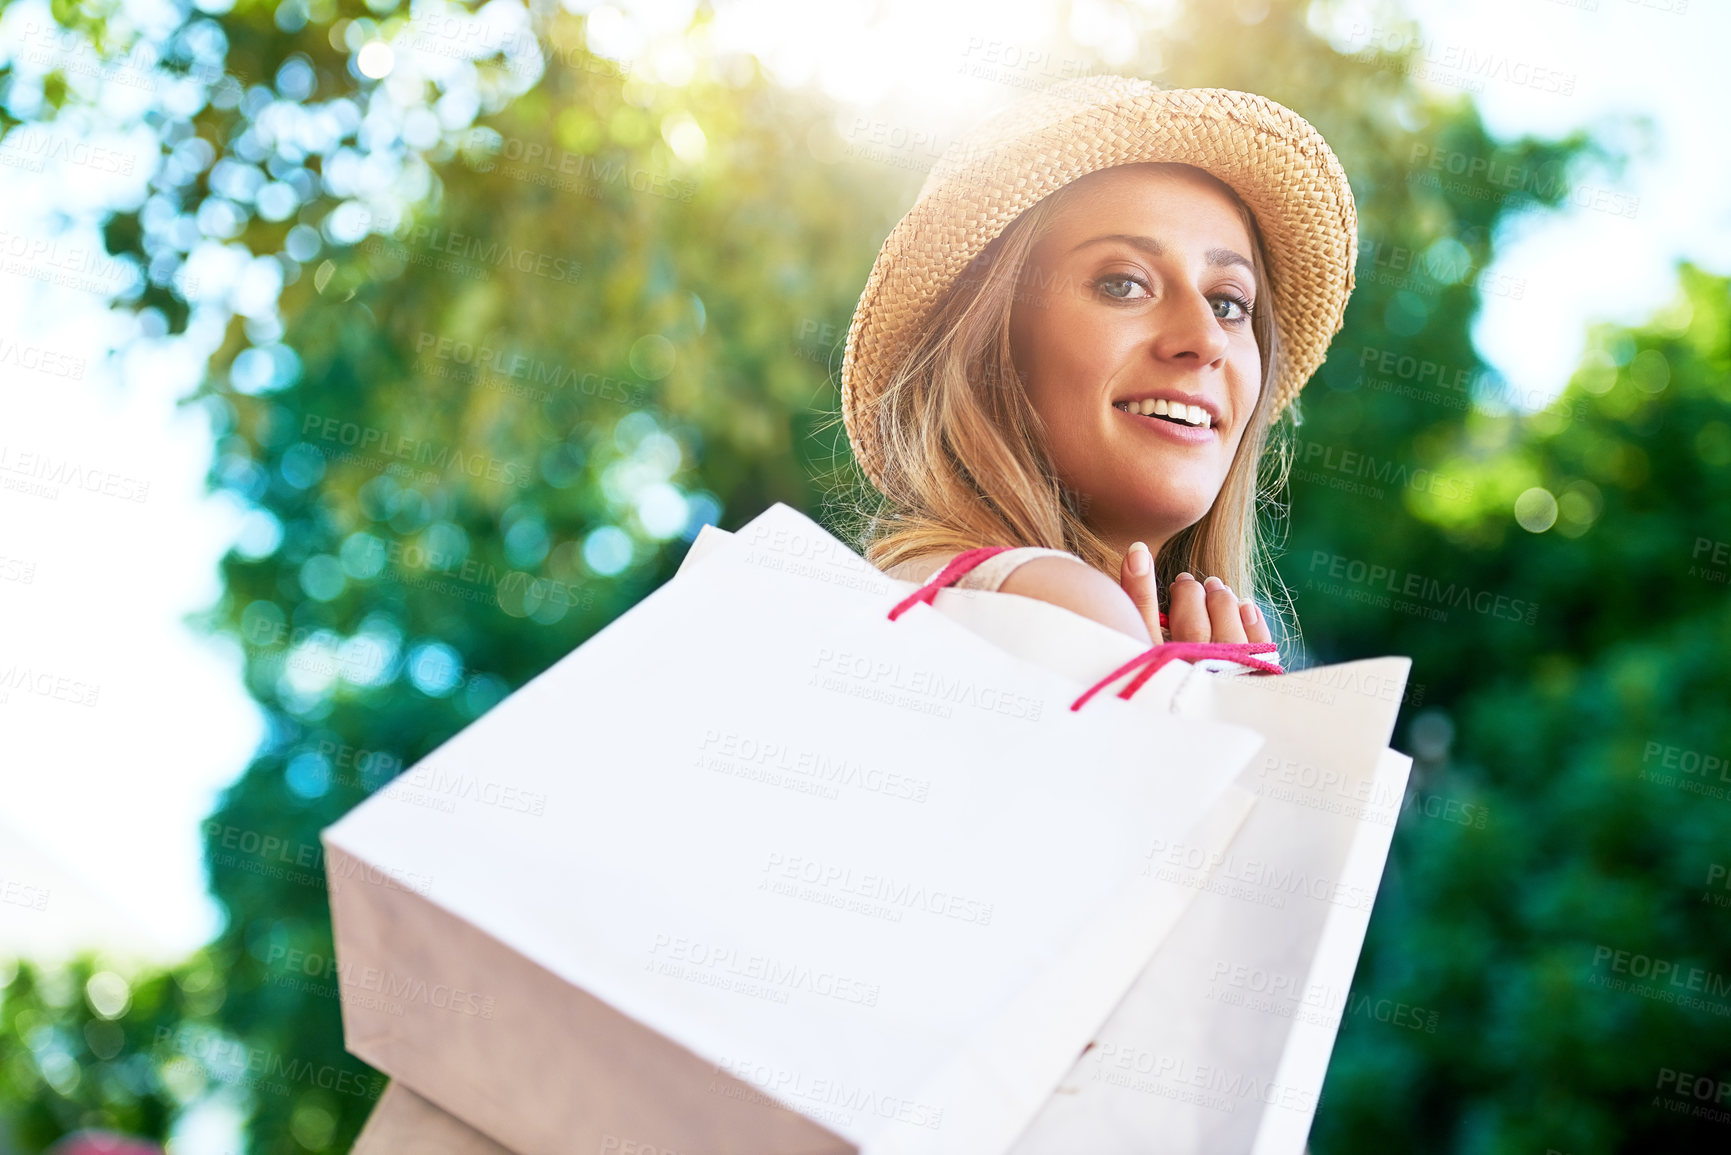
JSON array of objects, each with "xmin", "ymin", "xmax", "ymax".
[
  {"xmin": 1654, "ymin": 1067, "xmax": 1731, "ymax": 1126},
  {"xmin": 0, "ymin": 875, "xmax": 50, "ymax": 912},
  {"xmin": 1354, "ymin": 344, "xmax": 1588, "ymax": 417},
  {"xmin": 957, "ymin": 37, "xmax": 1099, "ymax": 91},
  {"xmin": 0, "ymin": 337, "xmax": 89, "ymax": 380},
  {"xmin": 741, "ymin": 544, "xmax": 897, "ymax": 602},
  {"xmin": 379, "ymin": 760, "xmax": 548, "ymax": 816},
  {"xmin": 1405, "ymin": 788, "xmax": 1488, "ymax": 830},
  {"xmin": 791, "ymin": 317, "xmax": 846, "ymax": 366},
  {"xmin": 0, "ymin": 443, "xmax": 150, "ymax": 504},
  {"xmin": 154, "ymin": 1024, "xmax": 384, "ymax": 1099},
  {"xmin": 1405, "ymin": 143, "xmax": 1639, "ymax": 219},
  {"xmin": 397, "ymin": 10, "xmax": 540, "ymax": 70},
  {"xmin": 262, "ymin": 946, "xmax": 498, "ymax": 1020},
  {"xmin": 759, "ymin": 851, "xmax": 994, "ymax": 927},
  {"xmin": 203, "ymin": 819, "xmax": 433, "ymax": 895},
  {"xmin": 469, "ymin": 134, "xmax": 696, "ymax": 204},
  {"xmin": 1588, "ymin": 945, "xmax": 1731, "ymax": 1016},
  {"xmin": 1141, "ymin": 835, "xmax": 1379, "ymax": 913},
  {"xmin": 1691, "ymin": 537, "xmax": 1731, "ymax": 587},
  {"xmin": 1639, "ymin": 739, "xmax": 1731, "ymax": 802},
  {"xmin": 1305, "ymin": 550, "xmax": 1540, "ymax": 626},
  {"xmin": 311, "ymin": 737, "xmax": 404, "ymax": 792},
  {"xmin": 695, "ymin": 726, "xmax": 932, "ymax": 804},
  {"xmin": 300, "ymin": 412, "xmax": 534, "ymax": 489},
  {"xmin": 598, "ymin": 1134, "xmax": 693, "ymax": 1155},
  {"xmin": 0, "ymin": 555, "xmax": 36, "ymax": 586},
  {"xmin": 0, "ymin": 662, "xmax": 101, "ymax": 707},
  {"xmin": 645, "ymin": 931, "xmax": 881, "ymax": 1009},
  {"xmin": 333, "ymin": 526, "xmax": 595, "ymax": 617},
  {"xmin": 1703, "ymin": 863, "xmax": 1731, "ymax": 911},
  {"xmin": 15, "ymin": 18, "xmax": 224, "ymax": 97},
  {"xmin": 1206, "ymin": 958, "xmax": 1440, "ymax": 1035},
  {"xmin": 1360, "ymin": 237, "xmax": 1527, "ymax": 300},
  {"xmin": 0, "ymin": 125, "xmax": 134, "ymax": 177},
  {"xmin": 413, "ymin": 332, "xmax": 648, "ymax": 407},
  {"xmin": 1233, "ymin": 659, "xmax": 1425, "ymax": 709},
  {"xmin": 1347, "ymin": 23, "xmax": 1577, "ymax": 96},
  {"xmin": 0, "ymin": 227, "xmax": 143, "ymax": 297},
  {"xmin": 362, "ymin": 227, "xmax": 583, "ymax": 286},
  {"xmin": 1291, "ymin": 437, "xmax": 1475, "ymax": 504},
  {"xmin": 709, "ymin": 1053, "xmax": 945, "ymax": 1132},
  {"xmin": 1086, "ymin": 1043, "xmax": 1318, "ymax": 1115},
  {"xmin": 808, "ymin": 646, "xmax": 1046, "ymax": 723}
]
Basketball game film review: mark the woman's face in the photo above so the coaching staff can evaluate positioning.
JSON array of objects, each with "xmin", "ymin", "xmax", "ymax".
[{"xmin": 1009, "ymin": 164, "xmax": 1263, "ymax": 554}]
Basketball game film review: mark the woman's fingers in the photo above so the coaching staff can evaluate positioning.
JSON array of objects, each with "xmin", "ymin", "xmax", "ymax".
[
  {"xmin": 1129, "ymin": 558, "xmax": 1270, "ymax": 651},
  {"xmin": 1240, "ymin": 596, "xmax": 1273, "ymax": 646},
  {"xmin": 1119, "ymin": 541, "xmax": 1164, "ymax": 643},
  {"xmin": 1166, "ymin": 572, "xmax": 1211, "ymax": 642},
  {"xmin": 1203, "ymin": 576, "xmax": 1248, "ymax": 644}
]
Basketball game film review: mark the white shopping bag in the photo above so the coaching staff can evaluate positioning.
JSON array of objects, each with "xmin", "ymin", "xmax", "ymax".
[
  {"xmin": 321, "ymin": 501, "xmax": 1267, "ymax": 1155},
  {"xmin": 680, "ymin": 517, "xmax": 1415, "ymax": 1154},
  {"xmin": 1011, "ymin": 672, "xmax": 1411, "ymax": 1155}
]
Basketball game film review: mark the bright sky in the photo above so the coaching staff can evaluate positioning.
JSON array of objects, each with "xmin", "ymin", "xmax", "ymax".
[{"xmin": 2, "ymin": 0, "xmax": 1725, "ymax": 964}]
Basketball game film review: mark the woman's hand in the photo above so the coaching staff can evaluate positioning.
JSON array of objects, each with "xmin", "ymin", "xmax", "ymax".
[{"xmin": 1120, "ymin": 541, "xmax": 1273, "ymax": 647}]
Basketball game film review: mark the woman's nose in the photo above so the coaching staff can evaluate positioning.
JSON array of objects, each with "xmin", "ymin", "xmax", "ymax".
[{"xmin": 1148, "ymin": 283, "xmax": 1230, "ymax": 368}]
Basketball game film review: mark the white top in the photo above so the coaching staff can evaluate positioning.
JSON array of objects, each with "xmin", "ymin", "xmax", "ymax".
[{"xmin": 907, "ymin": 546, "xmax": 1086, "ymax": 592}]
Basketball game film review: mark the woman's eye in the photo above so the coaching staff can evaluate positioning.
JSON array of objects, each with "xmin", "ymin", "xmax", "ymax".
[
  {"xmin": 1214, "ymin": 293, "xmax": 1255, "ymax": 323},
  {"xmin": 1094, "ymin": 274, "xmax": 1150, "ymax": 300}
]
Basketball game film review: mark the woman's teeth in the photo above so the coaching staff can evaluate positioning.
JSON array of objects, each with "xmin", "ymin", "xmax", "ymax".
[{"xmin": 1114, "ymin": 399, "xmax": 1212, "ymax": 429}]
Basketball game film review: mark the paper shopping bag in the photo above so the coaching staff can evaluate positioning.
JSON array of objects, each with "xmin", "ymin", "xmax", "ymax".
[
  {"xmin": 343, "ymin": 767, "xmax": 1252, "ymax": 1155},
  {"xmin": 321, "ymin": 501, "xmax": 1267, "ymax": 1155},
  {"xmin": 351, "ymin": 1082, "xmax": 512, "ymax": 1155},
  {"xmin": 680, "ymin": 518, "xmax": 1415, "ymax": 1154},
  {"xmin": 1008, "ymin": 672, "xmax": 1411, "ymax": 1155}
]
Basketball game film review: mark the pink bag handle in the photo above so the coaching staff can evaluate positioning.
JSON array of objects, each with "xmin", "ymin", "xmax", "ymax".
[
  {"xmin": 889, "ymin": 547, "xmax": 1169, "ymax": 621},
  {"xmin": 1069, "ymin": 641, "xmax": 1283, "ymax": 712},
  {"xmin": 885, "ymin": 546, "xmax": 1016, "ymax": 620},
  {"xmin": 887, "ymin": 547, "xmax": 1284, "ymax": 708}
]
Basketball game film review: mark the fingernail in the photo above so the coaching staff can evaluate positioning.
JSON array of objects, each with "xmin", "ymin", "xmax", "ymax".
[
  {"xmin": 1127, "ymin": 542, "xmax": 1150, "ymax": 576},
  {"xmin": 1203, "ymin": 575, "xmax": 1224, "ymax": 591},
  {"xmin": 1241, "ymin": 602, "xmax": 1261, "ymax": 625}
]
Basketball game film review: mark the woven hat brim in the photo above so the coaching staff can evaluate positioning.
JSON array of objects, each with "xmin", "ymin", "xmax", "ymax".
[{"xmin": 840, "ymin": 80, "xmax": 1358, "ymax": 494}]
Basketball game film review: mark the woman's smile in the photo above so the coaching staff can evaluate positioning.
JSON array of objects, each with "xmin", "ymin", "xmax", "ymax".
[{"xmin": 1110, "ymin": 397, "xmax": 1219, "ymax": 444}]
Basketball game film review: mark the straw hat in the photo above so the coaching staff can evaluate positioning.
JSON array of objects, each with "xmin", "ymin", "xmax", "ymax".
[{"xmin": 840, "ymin": 76, "xmax": 1359, "ymax": 493}]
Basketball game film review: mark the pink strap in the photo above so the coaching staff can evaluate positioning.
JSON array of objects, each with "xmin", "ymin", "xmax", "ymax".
[
  {"xmin": 887, "ymin": 546, "xmax": 1284, "ymax": 708},
  {"xmin": 886, "ymin": 546, "xmax": 1015, "ymax": 621},
  {"xmin": 1070, "ymin": 641, "xmax": 1283, "ymax": 711}
]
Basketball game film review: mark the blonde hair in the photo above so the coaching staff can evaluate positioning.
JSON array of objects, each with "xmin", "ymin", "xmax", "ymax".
[{"xmin": 829, "ymin": 162, "xmax": 1304, "ymax": 657}]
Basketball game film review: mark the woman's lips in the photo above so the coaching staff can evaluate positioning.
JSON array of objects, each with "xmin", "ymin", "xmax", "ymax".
[{"xmin": 1112, "ymin": 403, "xmax": 1218, "ymax": 444}]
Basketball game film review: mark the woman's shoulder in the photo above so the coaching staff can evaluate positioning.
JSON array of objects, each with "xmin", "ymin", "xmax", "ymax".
[{"xmin": 879, "ymin": 547, "xmax": 1148, "ymax": 643}]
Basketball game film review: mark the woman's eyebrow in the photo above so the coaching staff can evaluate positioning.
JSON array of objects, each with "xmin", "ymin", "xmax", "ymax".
[{"xmin": 1069, "ymin": 233, "xmax": 1254, "ymax": 276}]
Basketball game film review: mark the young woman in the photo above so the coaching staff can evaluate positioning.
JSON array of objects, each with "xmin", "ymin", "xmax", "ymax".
[{"xmin": 836, "ymin": 78, "xmax": 1358, "ymax": 671}]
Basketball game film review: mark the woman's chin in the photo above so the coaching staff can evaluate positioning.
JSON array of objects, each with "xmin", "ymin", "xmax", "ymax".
[
  {"xmin": 1107, "ymin": 461, "xmax": 1223, "ymax": 514},
  {"xmin": 1084, "ymin": 492, "xmax": 1214, "ymax": 540}
]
